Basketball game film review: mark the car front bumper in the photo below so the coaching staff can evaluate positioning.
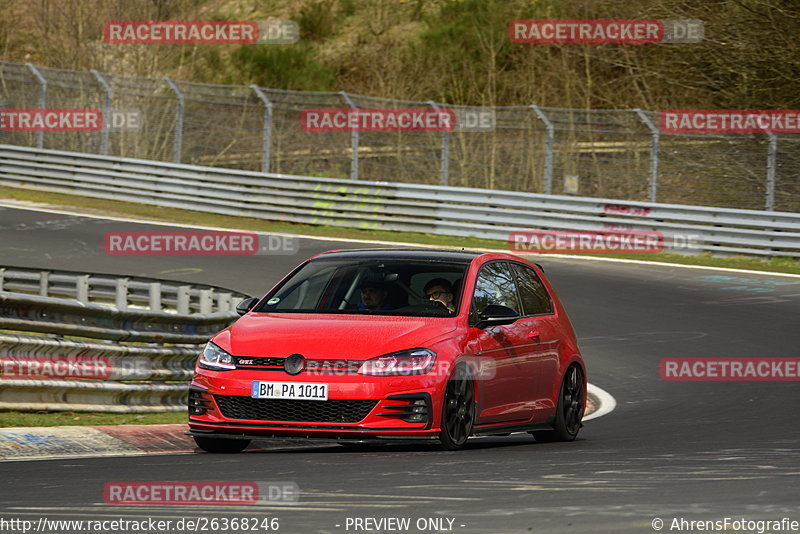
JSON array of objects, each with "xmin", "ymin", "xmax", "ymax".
[{"xmin": 188, "ymin": 367, "xmax": 445, "ymax": 439}]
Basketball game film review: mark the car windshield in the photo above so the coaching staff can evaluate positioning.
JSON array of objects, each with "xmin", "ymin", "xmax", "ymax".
[{"xmin": 255, "ymin": 258, "xmax": 469, "ymax": 317}]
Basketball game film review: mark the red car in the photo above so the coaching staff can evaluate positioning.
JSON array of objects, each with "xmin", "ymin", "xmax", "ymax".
[{"xmin": 188, "ymin": 249, "xmax": 586, "ymax": 451}]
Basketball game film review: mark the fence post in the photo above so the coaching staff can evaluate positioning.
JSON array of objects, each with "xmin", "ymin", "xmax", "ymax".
[
  {"xmin": 635, "ymin": 108, "xmax": 660, "ymax": 203},
  {"xmin": 26, "ymin": 63, "xmax": 47, "ymax": 149},
  {"xmin": 340, "ymin": 91, "xmax": 359, "ymax": 180},
  {"xmin": 250, "ymin": 85, "xmax": 273, "ymax": 173},
  {"xmin": 429, "ymin": 101, "xmax": 450, "ymax": 186},
  {"xmin": 766, "ymin": 133, "xmax": 777, "ymax": 211},
  {"xmin": 163, "ymin": 77, "xmax": 184, "ymax": 163},
  {"xmin": 91, "ymin": 70, "xmax": 112, "ymax": 155},
  {"xmin": 530, "ymin": 105, "xmax": 554, "ymax": 195}
]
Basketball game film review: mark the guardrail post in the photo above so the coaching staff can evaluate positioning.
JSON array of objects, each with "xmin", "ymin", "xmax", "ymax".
[
  {"xmin": 217, "ymin": 292, "xmax": 232, "ymax": 312},
  {"xmin": 177, "ymin": 285, "xmax": 191, "ymax": 314},
  {"xmin": 635, "ymin": 108, "xmax": 660, "ymax": 203},
  {"xmin": 0, "ymin": 268, "xmax": 4, "ymax": 291},
  {"xmin": 530, "ymin": 105, "xmax": 554, "ymax": 195},
  {"xmin": 199, "ymin": 289, "xmax": 214, "ymax": 314},
  {"xmin": 148, "ymin": 282, "xmax": 161, "ymax": 311},
  {"xmin": 250, "ymin": 85, "xmax": 273, "ymax": 173},
  {"xmin": 91, "ymin": 70, "xmax": 112, "ymax": 155},
  {"xmin": 115, "ymin": 278, "xmax": 129, "ymax": 309},
  {"xmin": 39, "ymin": 271, "xmax": 49, "ymax": 297},
  {"xmin": 164, "ymin": 77, "xmax": 184, "ymax": 163},
  {"xmin": 766, "ymin": 133, "xmax": 777, "ymax": 211},
  {"xmin": 429, "ymin": 101, "xmax": 450, "ymax": 186},
  {"xmin": 340, "ymin": 91, "xmax": 359, "ymax": 180},
  {"xmin": 76, "ymin": 275, "xmax": 89, "ymax": 302},
  {"xmin": 26, "ymin": 63, "xmax": 47, "ymax": 149}
]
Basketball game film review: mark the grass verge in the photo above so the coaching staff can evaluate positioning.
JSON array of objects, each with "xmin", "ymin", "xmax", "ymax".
[{"xmin": 0, "ymin": 410, "xmax": 185, "ymax": 428}]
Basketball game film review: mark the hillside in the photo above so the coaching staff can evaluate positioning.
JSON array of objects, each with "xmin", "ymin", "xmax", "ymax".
[{"xmin": 1, "ymin": 0, "xmax": 798, "ymax": 109}]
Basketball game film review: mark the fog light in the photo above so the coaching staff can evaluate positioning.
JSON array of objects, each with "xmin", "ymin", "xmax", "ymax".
[
  {"xmin": 188, "ymin": 387, "xmax": 213, "ymax": 415},
  {"xmin": 377, "ymin": 394, "xmax": 430, "ymax": 425},
  {"xmin": 408, "ymin": 400, "xmax": 427, "ymax": 422}
]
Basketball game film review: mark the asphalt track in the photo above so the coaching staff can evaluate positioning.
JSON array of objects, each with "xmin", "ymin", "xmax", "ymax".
[{"xmin": 1, "ymin": 204, "xmax": 799, "ymax": 534}]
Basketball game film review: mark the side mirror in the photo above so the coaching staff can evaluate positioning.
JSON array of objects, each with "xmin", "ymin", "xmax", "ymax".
[
  {"xmin": 235, "ymin": 297, "xmax": 259, "ymax": 316},
  {"xmin": 475, "ymin": 304, "xmax": 519, "ymax": 329}
]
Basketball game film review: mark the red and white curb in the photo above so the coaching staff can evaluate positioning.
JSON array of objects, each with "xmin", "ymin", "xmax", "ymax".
[
  {"xmin": 0, "ymin": 424, "xmax": 196, "ymax": 461},
  {"xmin": 585, "ymin": 383, "xmax": 616, "ymax": 422}
]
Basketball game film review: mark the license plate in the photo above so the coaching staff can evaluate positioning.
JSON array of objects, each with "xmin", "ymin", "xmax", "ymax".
[{"xmin": 251, "ymin": 381, "xmax": 328, "ymax": 401}]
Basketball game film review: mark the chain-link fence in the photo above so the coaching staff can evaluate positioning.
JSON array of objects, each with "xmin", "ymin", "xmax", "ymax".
[{"xmin": 1, "ymin": 60, "xmax": 797, "ymax": 212}]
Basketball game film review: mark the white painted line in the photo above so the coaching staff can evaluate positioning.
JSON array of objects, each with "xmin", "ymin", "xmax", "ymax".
[
  {"xmin": 1, "ymin": 200, "xmax": 798, "ymax": 278},
  {"xmin": 584, "ymin": 383, "xmax": 617, "ymax": 421}
]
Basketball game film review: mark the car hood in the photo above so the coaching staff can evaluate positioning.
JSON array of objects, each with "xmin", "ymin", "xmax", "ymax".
[{"xmin": 213, "ymin": 313, "xmax": 459, "ymax": 359}]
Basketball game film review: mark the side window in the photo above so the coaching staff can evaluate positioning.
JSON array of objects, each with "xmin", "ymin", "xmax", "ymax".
[
  {"xmin": 511, "ymin": 263, "xmax": 553, "ymax": 316},
  {"xmin": 472, "ymin": 262, "xmax": 521, "ymax": 315}
]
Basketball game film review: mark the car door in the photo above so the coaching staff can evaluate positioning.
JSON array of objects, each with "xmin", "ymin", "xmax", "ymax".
[
  {"xmin": 471, "ymin": 261, "xmax": 535, "ymax": 425},
  {"xmin": 507, "ymin": 262, "xmax": 561, "ymax": 419}
]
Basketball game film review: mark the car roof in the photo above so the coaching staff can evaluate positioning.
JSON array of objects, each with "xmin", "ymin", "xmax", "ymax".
[{"xmin": 312, "ymin": 248, "xmax": 483, "ymax": 263}]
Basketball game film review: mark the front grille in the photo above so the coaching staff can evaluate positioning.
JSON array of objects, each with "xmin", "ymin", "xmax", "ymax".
[{"xmin": 214, "ymin": 395, "xmax": 378, "ymax": 423}]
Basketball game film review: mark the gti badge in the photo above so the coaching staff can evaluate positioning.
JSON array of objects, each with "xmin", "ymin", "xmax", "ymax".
[{"xmin": 284, "ymin": 354, "xmax": 305, "ymax": 375}]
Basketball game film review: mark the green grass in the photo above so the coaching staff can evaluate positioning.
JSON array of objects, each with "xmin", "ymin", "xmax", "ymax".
[
  {"xmin": 2, "ymin": 184, "xmax": 798, "ymax": 275},
  {"xmin": 0, "ymin": 410, "xmax": 185, "ymax": 428}
]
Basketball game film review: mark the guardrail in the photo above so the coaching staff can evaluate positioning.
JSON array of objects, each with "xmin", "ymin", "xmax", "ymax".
[
  {"xmin": 1, "ymin": 144, "xmax": 798, "ymax": 257},
  {"xmin": 0, "ymin": 266, "xmax": 248, "ymax": 412},
  {"xmin": 0, "ymin": 266, "xmax": 241, "ymax": 315}
]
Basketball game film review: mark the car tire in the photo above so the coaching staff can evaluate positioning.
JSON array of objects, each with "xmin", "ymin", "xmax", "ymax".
[
  {"xmin": 193, "ymin": 436, "xmax": 251, "ymax": 453},
  {"xmin": 532, "ymin": 364, "xmax": 585, "ymax": 443},
  {"xmin": 439, "ymin": 363, "xmax": 475, "ymax": 451}
]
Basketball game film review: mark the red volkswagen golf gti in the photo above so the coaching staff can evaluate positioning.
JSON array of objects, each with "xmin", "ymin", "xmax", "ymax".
[{"xmin": 188, "ymin": 249, "xmax": 586, "ymax": 452}]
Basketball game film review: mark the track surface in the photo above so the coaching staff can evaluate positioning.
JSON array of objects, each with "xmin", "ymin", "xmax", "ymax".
[{"xmin": 1, "ymin": 205, "xmax": 799, "ymax": 534}]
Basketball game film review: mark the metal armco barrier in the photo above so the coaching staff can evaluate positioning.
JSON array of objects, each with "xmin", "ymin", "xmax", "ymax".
[
  {"xmin": 0, "ymin": 266, "xmax": 248, "ymax": 412},
  {"xmin": 1, "ymin": 144, "xmax": 799, "ymax": 257}
]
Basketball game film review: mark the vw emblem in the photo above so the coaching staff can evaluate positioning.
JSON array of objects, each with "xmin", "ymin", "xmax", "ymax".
[{"xmin": 284, "ymin": 354, "xmax": 305, "ymax": 375}]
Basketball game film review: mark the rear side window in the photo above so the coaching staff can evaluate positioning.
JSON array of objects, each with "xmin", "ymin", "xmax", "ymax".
[
  {"xmin": 472, "ymin": 262, "xmax": 521, "ymax": 315},
  {"xmin": 511, "ymin": 263, "xmax": 552, "ymax": 316}
]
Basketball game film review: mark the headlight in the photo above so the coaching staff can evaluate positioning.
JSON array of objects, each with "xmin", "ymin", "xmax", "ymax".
[
  {"xmin": 198, "ymin": 342, "xmax": 236, "ymax": 371},
  {"xmin": 358, "ymin": 349, "xmax": 436, "ymax": 376}
]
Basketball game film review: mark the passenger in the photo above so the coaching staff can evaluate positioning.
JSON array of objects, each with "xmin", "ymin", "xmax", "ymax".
[
  {"xmin": 358, "ymin": 278, "xmax": 394, "ymax": 311},
  {"xmin": 424, "ymin": 278, "xmax": 456, "ymax": 313}
]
